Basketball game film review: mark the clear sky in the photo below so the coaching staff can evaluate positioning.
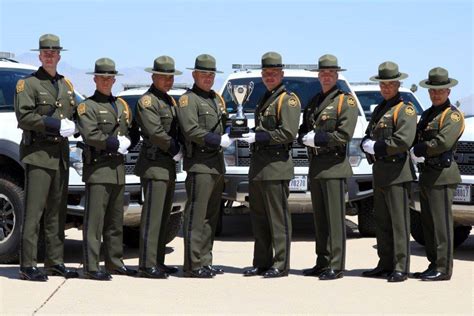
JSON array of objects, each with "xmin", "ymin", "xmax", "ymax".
[{"xmin": 0, "ymin": 0, "xmax": 472, "ymax": 107}]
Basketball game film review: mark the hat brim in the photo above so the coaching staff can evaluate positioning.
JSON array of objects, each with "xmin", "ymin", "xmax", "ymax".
[
  {"xmin": 186, "ymin": 67, "xmax": 223, "ymax": 74},
  {"xmin": 31, "ymin": 48, "xmax": 67, "ymax": 51},
  {"xmin": 369, "ymin": 72, "xmax": 408, "ymax": 82},
  {"xmin": 145, "ymin": 68, "xmax": 183, "ymax": 75},
  {"xmin": 86, "ymin": 72, "xmax": 123, "ymax": 76},
  {"xmin": 419, "ymin": 78, "xmax": 458, "ymax": 89},
  {"xmin": 309, "ymin": 67, "xmax": 346, "ymax": 72}
]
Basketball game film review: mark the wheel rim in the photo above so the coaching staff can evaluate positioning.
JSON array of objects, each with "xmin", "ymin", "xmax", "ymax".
[{"xmin": 0, "ymin": 193, "xmax": 15, "ymax": 244}]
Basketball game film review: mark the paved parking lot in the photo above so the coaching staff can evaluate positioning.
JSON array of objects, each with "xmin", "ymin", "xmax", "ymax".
[{"xmin": 1, "ymin": 214, "xmax": 473, "ymax": 315}]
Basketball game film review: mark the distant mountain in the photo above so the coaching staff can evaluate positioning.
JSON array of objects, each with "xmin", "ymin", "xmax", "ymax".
[
  {"xmin": 457, "ymin": 94, "xmax": 473, "ymax": 108},
  {"xmin": 15, "ymin": 53, "xmax": 224, "ymax": 97}
]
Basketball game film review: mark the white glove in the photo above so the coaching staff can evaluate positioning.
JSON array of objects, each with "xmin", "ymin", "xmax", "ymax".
[
  {"xmin": 173, "ymin": 148, "xmax": 183, "ymax": 162},
  {"xmin": 118, "ymin": 135, "xmax": 131, "ymax": 155},
  {"xmin": 240, "ymin": 132, "xmax": 256, "ymax": 144},
  {"xmin": 302, "ymin": 131, "xmax": 316, "ymax": 148},
  {"xmin": 410, "ymin": 148, "xmax": 425, "ymax": 163},
  {"xmin": 220, "ymin": 134, "xmax": 234, "ymax": 148},
  {"xmin": 59, "ymin": 118, "xmax": 76, "ymax": 137},
  {"xmin": 362, "ymin": 139, "xmax": 376, "ymax": 155}
]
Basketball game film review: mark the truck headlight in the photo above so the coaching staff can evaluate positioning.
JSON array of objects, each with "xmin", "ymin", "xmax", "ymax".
[
  {"xmin": 224, "ymin": 142, "xmax": 236, "ymax": 166},
  {"xmin": 348, "ymin": 138, "xmax": 364, "ymax": 167},
  {"xmin": 69, "ymin": 142, "xmax": 83, "ymax": 176}
]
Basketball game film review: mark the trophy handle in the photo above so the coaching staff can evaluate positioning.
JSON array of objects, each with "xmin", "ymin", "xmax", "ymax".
[
  {"xmin": 246, "ymin": 81, "xmax": 254, "ymax": 101},
  {"xmin": 226, "ymin": 82, "xmax": 238, "ymax": 104}
]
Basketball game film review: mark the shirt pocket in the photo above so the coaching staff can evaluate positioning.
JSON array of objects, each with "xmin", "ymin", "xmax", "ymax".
[
  {"xmin": 319, "ymin": 111, "xmax": 337, "ymax": 132},
  {"xmin": 374, "ymin": 117, "xmax": 394, "ymax": 140},
  {"xmin": 262, "ymin": 106, "xmax": 277, "ymax": 130},
  {"xmin": 198, "ymin": 104, "xmax": 217, "ymax": 130},
  {"xmin": 35, "ymin": 95, "xmax": 56, "ymax": 115},
  {"xmin": 98, "ymin": 113, "xmax": 116, "ymax": 134}
]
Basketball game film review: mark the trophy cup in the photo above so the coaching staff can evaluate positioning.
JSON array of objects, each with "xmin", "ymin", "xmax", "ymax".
[{"xmin": 227, "ymin": 81, "xmax": 254, "ymax": 138}]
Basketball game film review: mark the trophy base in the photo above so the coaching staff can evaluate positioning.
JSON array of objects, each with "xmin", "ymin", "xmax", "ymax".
[{"xmin": 229, "ymin": 126, "xmax": 249, "ymax": 138}]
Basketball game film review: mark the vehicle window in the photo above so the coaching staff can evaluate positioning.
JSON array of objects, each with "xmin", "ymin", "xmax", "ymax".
[
  {"xmin": 0, "ymin": 68, "xmax": 34, "ymax": 112},
  {"xmin": 355, "ymin": 91, "xmax": 423, "ymax": 120},
  {"xmin": 222, "ymin": 77, "xmax": 352, "ymax": 112}
]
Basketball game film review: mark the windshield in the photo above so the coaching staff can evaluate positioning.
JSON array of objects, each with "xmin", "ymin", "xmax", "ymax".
[
  {"xmin": 222, "ymin": 77, "xmax": 353, "ymax": 112},
  {"xmin": 0, "ymin": 68, "xmax": 34, "ymax": 112},
  {"xmin": 355, "ymin": 90, "xmax": 424, "ymax": 120},
  {"xmin": 458, "ymin": 98, "xmax": 473, "ymax": 118}
]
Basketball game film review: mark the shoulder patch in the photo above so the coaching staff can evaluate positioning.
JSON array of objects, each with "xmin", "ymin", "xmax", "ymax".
[
  {"xmin": 78, "ymin": 103, "xmax": 87, "ymax": 115},
  {"xmin": 347, "ymin": 95, "xmax": 356, "ymax": 107},
  {"xmin": 16, "ymin": 80, "xmax": 25, "ymax": 93},
  {"xmin": 404, "ymin": 105, "xmax": 415, "ymax": 116},
  {"xmin": 288, "ymin": 96, "xmax": 298, "ymax": 107},
  {"xmin": 450, "ymin": 112, "xmax": 461, "ymax": 122},
  {"xmin": 179, "ymin": 95, "xmax": 189, "ymax": 107},
  {"xmin": 140, "ymin": 95, "xmax": 152, "ymax": 108}
]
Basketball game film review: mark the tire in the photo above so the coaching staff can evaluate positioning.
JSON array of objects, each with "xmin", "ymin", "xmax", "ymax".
[
  {"xmin": 358, "ymin": 197, "xmax": 376, "ymax": 237},
  {"xmin": 410, "ymin": 208, "xmax": 425, "ymax": 245},
  {"xmin": 165, "ymin": 210, "xmax": 183, "ymax": 244},
  {"xmin": 0, "ymin": 174, "xmax": 25, "ymax": 263},
  {"xmin": 214, "ymin": 201, "xmax": 224, "ymax": 237},
  {"xmin": 410, "ymin": 208, "xmax": 472, "ymax": 248}
]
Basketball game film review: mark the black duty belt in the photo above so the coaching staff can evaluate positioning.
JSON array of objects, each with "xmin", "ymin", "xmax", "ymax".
[
  {"xmin": 250, "ymin": 143, "xmax": 290, "ymax": 152},
  {"xmin": 309, "ymin": 145, "xmax": 346, "ymax": 157},
  {"xmin": 193, "ymin": 144, "xmax": 221, "ymax": 153},
  {"xmin": 32, "ymin": 134, "xmax": 65, "ymax": 144},
  {"xmin": 377, "ymin": 153, "xmax": 407, "ymax": 163}
]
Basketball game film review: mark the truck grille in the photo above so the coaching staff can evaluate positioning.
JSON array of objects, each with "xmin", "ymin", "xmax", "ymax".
[
  {"xmin": 455, "ymin": 141, "xmax": 474, "ymax": 176},
  {"xmin": 124, "ymin": 141, "xmax": 182, "ymax": 175}
]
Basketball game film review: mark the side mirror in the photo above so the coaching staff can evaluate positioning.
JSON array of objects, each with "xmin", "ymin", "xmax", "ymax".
[{"xmin": 410, "ymin": 84, "xmax": 418, "ymax": 93}]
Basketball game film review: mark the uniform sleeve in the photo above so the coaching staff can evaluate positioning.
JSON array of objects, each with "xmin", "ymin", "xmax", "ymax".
[
  {"xmin": 257, "ymin": 92, "xmax": 300, "ymax": 145},
  {"xmin": 14, "ymin": 79, "xmax": 60, "ymax": 135},
  {"xmin": 374, "ymin": 103, "xmax": 417, "ymax": 157},
  {"xmin": 316, "ymin": 94, "xmax": 358, "ymax": 147},
  {"xmin": 136, "ymin": 96, "xmax": 174, "ymax": 153},
  {"xmin": 77, "ymin": 102, "xmax": 118, "ymax": 152},
  {"xmin": 297, "ymin": 97, "xmax": 314, "ymax": 144},
  {"xmin": 176, "ymin": 94, "xmax": 221, "ymax": 147},
  {"xmin": 415, "ymin": 109, "xmax": 464, "ymax": 157}
]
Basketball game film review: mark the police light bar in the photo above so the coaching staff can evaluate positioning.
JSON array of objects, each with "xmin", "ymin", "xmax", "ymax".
[{"xmin": 232, "ymin": 64, "xmax": 318, "ymax": 71}]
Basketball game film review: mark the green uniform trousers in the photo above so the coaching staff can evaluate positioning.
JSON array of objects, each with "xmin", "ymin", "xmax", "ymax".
[
  {"xmin": 249, "ymin": 180, "xmax": 291, "ymax": 271},
  {"xmin": 21, "ymin": 164, "xmax": 68, "ymax": 267},
  {"xmin": 139, "ymin": 179, "xmax": 175, "ymax": 269},
  {"xmin": 420, "ymin": 184, "xmax": 455, "ymax": 275},
  {"xmin": 310, "ymin": 178, "xmax": 346, "ymax": 271},
  {"xmin": 82, "ymin": 183, "xmax": 124, "ymax": 272},
  {"xmin": 373, "ymin": 182, "xmax": 411, "ymax": 273},
  {"xmin": 183, "ymin": 173, "xmax": 224, "ymax": 271}
]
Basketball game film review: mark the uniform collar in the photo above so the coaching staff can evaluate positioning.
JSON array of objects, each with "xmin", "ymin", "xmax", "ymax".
[
  {"xmin": 192, "ymin": 84, "xmax": 215, "ymax": 99},
  {"xmin": 381, "ymin": 93, "xmax": 402, "ymax": 108},
  {"xmin": 321, "ymin": 85, "xmax": 338, "ymax": 98},
  {"xmin": 36, "ymin": 66, "xmax": 62, "ymax": 83},
  {"xmin": 92, "ymin": 90, "xmax": 115, "ymax": 103},
  {"xmin": 149, "ymin": 84, "xmax": 173, "ymax": 104}
]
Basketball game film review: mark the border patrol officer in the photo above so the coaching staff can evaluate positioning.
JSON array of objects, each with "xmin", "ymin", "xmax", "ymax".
[
  {"xmin": 361, "ymin": 62, "xmax": 416, "ymax": 282},
  {"xmin": 411, "ymin": 68, "xmax": 464, "ymax": 281},
  {"xmin": 78, "ymin": 58, "xmax": 137, "ymax": 280},
  {"xmin": 176, "ymin": 54, "xmax": 233, "ymax": 278},
  {"xmin": 15, "ymin": 34, "xmax": 79, "ymax": 281},
  {"xmin": 242, "ymin": 52, "xmax": 301, "ymax": 278},
  {"xmin": 299, "ymin": 55, "xmax": 358, "ymax": 280},
  {"xmin": 134, "ymin": 56, "xmax": 183, "ymax": 279}
]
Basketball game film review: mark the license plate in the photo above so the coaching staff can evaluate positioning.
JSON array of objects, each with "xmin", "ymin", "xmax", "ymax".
[
  {"xmin": 289, "ymin": 175, "xmax": 307, "ymax": 192},
  {"xmin": 453, "ymin": 184, "xmax": 471, "ymax": 203}
]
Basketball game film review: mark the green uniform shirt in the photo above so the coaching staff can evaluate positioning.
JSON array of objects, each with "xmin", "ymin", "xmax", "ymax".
[
  {"xmin": 415, "ymin": 100, "xmax": 464, "ymax": 186},
  {"xmin": 365, "ymin": 93, "xmax": 417, "ymax": 187},
  {"xmin": 249, "ymin": 84, "xmax": 301, "ymax": 181},
  {"xmin": 77, "ymin": 91, "xmax": 131, "ymax": 184},
  {"xmin": 299, "ymin": 87, "xmax": 359, "ymax": 179},
  {"xmin": 134, "ymin": 85, "xmax": 179, "ymax": 181},
  {"xmin": 176, "ymin": 85, "xmax": 227, "ymax": 175},
  {"xmin": 14, "ymin": 67, "xmax": 76, "ymax": 170}
]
